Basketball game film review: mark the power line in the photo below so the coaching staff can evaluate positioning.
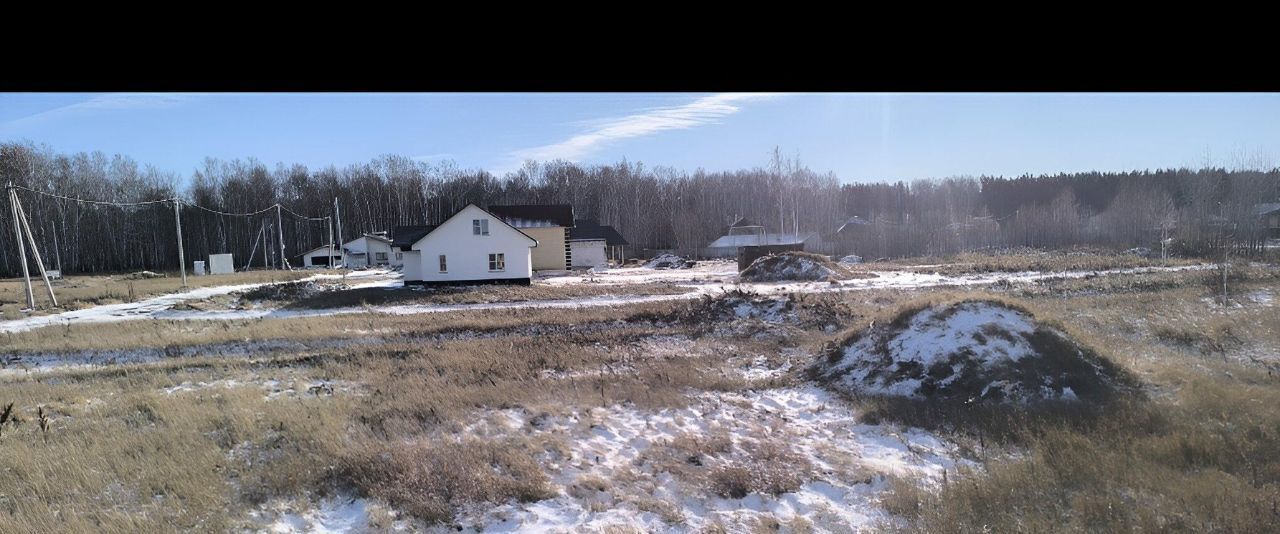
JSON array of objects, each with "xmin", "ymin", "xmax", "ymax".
[
  {"xmin": 8, "ymin": 184, "xmax": 171, "ymax": 207},
  {"xmin": 277, "ymin": 204, "xmax": 328, "ymax": 221},
  {"xmin": 9, "ymin": 185, "xmax": 329, "ymax": 220},
  {"xmin": 177, "ymin": 200, "xmax": 278, "ymax": 217}
]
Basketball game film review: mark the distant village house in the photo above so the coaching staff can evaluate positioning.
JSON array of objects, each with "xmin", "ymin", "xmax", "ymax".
[
  {"xmin": 300, "ymin": 233, "xmax": 399, "ymax": 268},
  {"xmin": 567, "ymin": 219, "xmax": 629, "ymax": 268},
  {"xmin": 488, "ymin": 204, "xmax": 575, "ymax": 271},
  {"xmin": 392, "ymin": 204, "xmax": 537, "ymax": 286}
]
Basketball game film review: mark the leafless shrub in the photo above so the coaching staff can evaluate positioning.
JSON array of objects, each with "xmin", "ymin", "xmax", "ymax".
[{"xmin": 338, "ymin": 437, "xmax": 553, "ymax": 524}]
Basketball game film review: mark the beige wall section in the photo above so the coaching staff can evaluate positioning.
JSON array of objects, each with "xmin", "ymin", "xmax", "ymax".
[{"xmin": 522, "ymin": 227, "xmax": 567, "ymax": 270}]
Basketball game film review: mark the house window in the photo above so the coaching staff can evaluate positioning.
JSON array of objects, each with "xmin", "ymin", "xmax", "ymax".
[
  {"xmin": 473, "ymin": 219, "xmax": 489, "ymax": 236},
  {"xmin": 439, "ymin": 254, "xmax": 448, "ymax": 272},
  {"xmin": 488, "ymin": 253, "xmax": 505, "ymax": 271},
  {"xmin": 395, "ymin": 252, "xmax": 403, "ymax": 260},
  {"xmin": 375, "ymin": 252, "xmax": 388, "ymax": 262}
]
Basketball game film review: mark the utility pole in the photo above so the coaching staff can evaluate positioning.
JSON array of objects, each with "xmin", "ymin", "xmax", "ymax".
[
  {"xmin": 51, "ymin": 223, "xmax": 62, "ymax": 273},
  {"xmin": 276, "ymin": 204, "xmax": 286, "ymax": 270},
  {"xmin": 326, "ymin": 216, "xmax": 335, "ymax": 270},
  {"xmin": 261, "ymin": 221, "xmax": 269, "ymax": 270},
  {"xmin": 8, "ymin": 184, "xmax": 35, "ymax": 310},
  {"xmin": 13, "ymin": 198, "xmax": 57, "ymax": 307},
  {"xmin": 334, "ymin": 197, "xmax": 344, "ymax": 268},
  {"xmin": 173, "ymin": 200, "xmax": 187, "ymax": 287}
]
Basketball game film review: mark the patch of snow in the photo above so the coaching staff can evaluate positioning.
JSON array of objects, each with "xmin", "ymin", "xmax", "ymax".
[
  {"xmin": 250, "ymin": 495, "xmax": 412, "ymax": 533},
  {"xmin": 644, "ymin": 253, "xmax": 696, "ymax": 269},
  {"xmin": 0, "ymin": 270, "xmax": 400, "ymax": 334},
  {"xmin": 449, "ymin": 385, "xmax": 971, "ymax": 532}
]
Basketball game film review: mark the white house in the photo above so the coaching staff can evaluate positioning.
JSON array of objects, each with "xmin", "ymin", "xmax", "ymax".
[
  {"xmin": 342, "ymin": 233, "xmax": 399, "ymax": 268},
  {"xmin": 300, "ymin": 233, "xmax": 401, "ymax": 269},
  {"xmin": 392, "ymin": 204, "xmax": 538, "ymax": 286},
  {"xmin": 487, "ymin": 204, "xmax": 574, "ymax": 271},
  {"xmin": 301, "ymin": 245, "xmax": 342, "ymax": 268}
]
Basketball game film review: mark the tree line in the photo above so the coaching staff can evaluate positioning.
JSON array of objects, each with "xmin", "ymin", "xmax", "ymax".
[{"xmin": 1, "ymin": 141, "xmax": 1276, "ymax": 277}]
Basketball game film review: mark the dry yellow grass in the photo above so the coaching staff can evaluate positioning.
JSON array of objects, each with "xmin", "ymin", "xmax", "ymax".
[
  {"xmin": 868, "ymin": 276, "xmax": 1280, "ymax": 532},
  {"xmin": 0, "ymin": 260, "xmax": 1276, "ymax": 531},
  {"xmin": 0, "ymin": 300, "xmax": 686, "ymax": 356},
  {"xmin": 267, "ymin": 280, "xmax": 687, "ymax": 309},
  {"xmin": 849, "ymin": 248, "xmax": 1201, "ymax": 276},
  {"xmin": 0, "ymin": 301, "xmax": 779, "ymax": 530}
]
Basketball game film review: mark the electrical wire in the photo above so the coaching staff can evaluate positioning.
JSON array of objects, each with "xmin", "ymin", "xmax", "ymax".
[
  {"xmin": 176, "ymin": 200, "xmax": 278, "ymax": 217},
  {"xmin": 7, "ymin": 185, "xmax": 329, "ymax": 220},
  {"xmin": 6, "ymin": 184, "xmax": 171, "ymax": 207}
]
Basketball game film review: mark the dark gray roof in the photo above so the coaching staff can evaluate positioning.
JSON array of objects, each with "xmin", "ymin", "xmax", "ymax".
[
  {"xmin": 391, "ymin": 204, "xmax": 539, "ymax": 251},
  {"xmin": 362, "ymin": 233, "xmax": 393, "ymax": 244},
  {"xmin": 568, "ymin": 219, "xmax": 629, "ymax": 246},
  {"xmin": 391, "ymin": 225, "xmax": 437, "ymax": 251},
  {"xmin": 836, "ymin": 216, "xmax": 870, "ymax": 234},
  {"xmin": 487, "ymin": 204, "xmax": 575, "ymax": 227},
  {"xmin": 1255, "ymin": 203, "xmax": 1280, "ymax": 216}
]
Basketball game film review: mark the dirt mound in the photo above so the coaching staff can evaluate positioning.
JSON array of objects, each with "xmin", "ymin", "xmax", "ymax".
[
  {"xmin": 645, "ymin": 253, "xmax": 696, "ymax": 269},
  {"xmin": 839, "ymin": 255, "xmax": 863, "ymax": 264},
  {"xmin": 240, "ymin": 280, "xmax": 348, "ymax": 302},
  {"xmin": 815, "ymin": 299, "xmax": 1134, "ymax": 403},
  {"xmin": 740, "ymin": 252, "xmax": 853, "ymax": 282},
  {"xmin": 700, "ymin": 290, "xmax": 796, "ymax": 323},
  {"xmin": 122, "ymin": 271, "xmax": 165, "ymax": 280}
]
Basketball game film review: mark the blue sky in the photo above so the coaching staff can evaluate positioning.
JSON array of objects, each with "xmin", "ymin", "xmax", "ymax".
[{"xmin": 0, "ymin": 92, "xmax": 1276, "ymax": 182}]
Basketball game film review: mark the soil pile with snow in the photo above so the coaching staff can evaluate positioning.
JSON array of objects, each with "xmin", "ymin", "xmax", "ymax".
[
  {"xmin": 697, "ymin": 290, "xmax": 796, "ymax": 323},
  {"xmin": 122, "ymin": 270, "xmax": 165, "ymax": 280},
  {"xmin": 839, "ymin": 254, "xmax": 863, "ymax": 264},
  {"xmin": 740, "ymin": 252, "xmax": 856, "ymax": 282},
  {"xmin": 645, "ymin": 253, "xmax": 696, "ymax": 269},
  {"xmin": 239, "ymin": 280, "xmax": 348, "ymax": 302},
  {"xmin": 816, "ymin": 300, "xmax": 1134, "ymax": 403}
]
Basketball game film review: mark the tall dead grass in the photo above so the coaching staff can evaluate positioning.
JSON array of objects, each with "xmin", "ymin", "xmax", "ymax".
[
  {"xmin": 0, "ymin": 269, "xmax": 322, "ymax": 319},
  {"xmin": 877, "ymin": 278, "xmax": 1280, "ymax": 532}
]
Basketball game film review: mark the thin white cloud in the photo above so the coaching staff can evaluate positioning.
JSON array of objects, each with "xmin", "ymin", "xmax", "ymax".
[
  {"xmin": 510, "ymin": 93, "xmax": 782, "ymax": 164},
  {"xmin": 0, "ymin": 93, "xmax": 199, "ymax": 132},
  {"xmin": 411, "ymin": 153, "xmax": 454, "ymax": 163}
]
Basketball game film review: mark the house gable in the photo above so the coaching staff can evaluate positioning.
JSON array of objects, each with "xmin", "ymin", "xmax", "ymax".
[
  {"xmin": 409, "ymin": 204, "xmax": 538, "ymax": 250},
  {"xmin": 396, "ymin": 204, "xmax": 535, "ymax": 284}
]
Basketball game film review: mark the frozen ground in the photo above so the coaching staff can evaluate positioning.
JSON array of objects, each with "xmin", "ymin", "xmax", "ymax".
[
  {"xmin": 250, "ymin": 496, "xmax": 412, "ymax": 533},
  {"xmin": 0, "ymin": 263, "xmax": 1209, "ymax": 334},
  {"xmin": 248, "ymin": 385, "xmax": 973, "ymax": 533},
  {"xmin": 0, "ymin": 269, "xmax": 397, "ymax": 334}
]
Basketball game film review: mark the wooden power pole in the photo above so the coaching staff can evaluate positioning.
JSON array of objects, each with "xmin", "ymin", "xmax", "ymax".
[
  {"xmin": 173, "ymin": 200, "xmax": 187, "ymax": 287},
  {"xmin": 8, "ymin": 183, "xmax": 35, "ymax": 310},
  {"xmin": 276, "ymin": 204, "xmax": 286, "ymax": 270},
  {"xmin": 13, "ymin": 197, "xmax": 57, "ymax": 307},
  {"xmin": 334, "ymin": 197, "xmax": 343, "ymax": 268}
]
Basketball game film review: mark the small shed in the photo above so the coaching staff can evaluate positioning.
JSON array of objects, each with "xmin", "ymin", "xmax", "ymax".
[
  {"xmin": 341, "ymin": 233, "xmax": 397, "ymax": 268},
  {"xmin": 702, "ymin": 230, "xmax": 820, "ymax": 258},
  {"xmin": 301, "ymin": 245, "xmax": 342, "ymax": 267},
  {"xmin": 567, "ymin": 219, "xmax": 630, "ymax": 268},
  {"xmin": 208, "ymin": 253, "xmax": 235, "ymax": 275}
]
